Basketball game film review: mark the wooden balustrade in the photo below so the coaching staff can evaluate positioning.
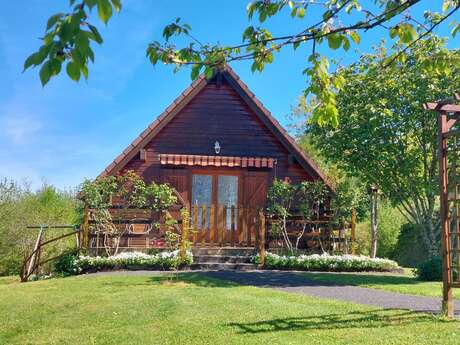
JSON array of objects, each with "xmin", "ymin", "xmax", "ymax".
[
  {"xmin": 189, "ymin": 204, "xmax": 262, "ymax": 248},
  {"xmin": 86, "ymin": 205, "xmax": 265, "ymax": 250}
]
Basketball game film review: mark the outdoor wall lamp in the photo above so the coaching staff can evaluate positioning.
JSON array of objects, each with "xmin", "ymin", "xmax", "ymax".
[{"xmin": 214, "ymin": 141, "xmax": 221, "ymax": 154}]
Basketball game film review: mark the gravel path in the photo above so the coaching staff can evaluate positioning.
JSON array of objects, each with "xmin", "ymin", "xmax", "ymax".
[{"xmin": 200, "ymin": 270, "xmax": 460, "ymax": 316}]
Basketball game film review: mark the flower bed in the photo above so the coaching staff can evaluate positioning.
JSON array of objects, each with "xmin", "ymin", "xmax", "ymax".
[
  {"xmin": 64, "ymin": 250, "xmax": 193, "ymax": 275},
  {"xmin": 253, "ymin": 252, "xmax": 400, "ymax": 272}
]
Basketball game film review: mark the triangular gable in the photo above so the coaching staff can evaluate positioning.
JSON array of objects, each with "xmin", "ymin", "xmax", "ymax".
[{"xmin": 99, "ymin": 66, "xmax": 332, "ymax": 189}]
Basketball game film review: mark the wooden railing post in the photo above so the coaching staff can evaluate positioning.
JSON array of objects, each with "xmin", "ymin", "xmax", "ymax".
[
  {"xmin": 180, "ymin": 208, "xmax": 189, "ymax": 262},
  {"xmin": 258, "ymin": 209, "xmax": 266, "ymax": 268},
  {"xmin": 351, "ymin": 208, "xmax": 356, "ymax": 255},
  {"xmin": 82, "ymin": 205, "xmax": 90, "ymax": 251}
]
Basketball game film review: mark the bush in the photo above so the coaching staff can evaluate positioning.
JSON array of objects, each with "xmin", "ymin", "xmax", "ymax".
[
  {"xmin": 393, "ymin": 223, "xmax": 428, "ymax": 267},
  {"xmin": 254, "ymin": 252, "xmax": 400, "ymax": 272},
  {"xmin": 54, "ymin": 248, "xmax": 80, "ymax": 276},
  {"xmin": 62, "ymin": 251, "xmax": 193, "ymax": 274},
  {"xmin": 416, "ymin": 257, "xmax": 443, "ymax": 281}
]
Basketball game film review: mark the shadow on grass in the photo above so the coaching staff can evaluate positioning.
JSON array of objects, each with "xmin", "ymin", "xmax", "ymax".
[
  {"xmin": 148, "ymin": 272, "xmax": 239, "ymax": 288},
  {"xmin": 227, "ymin": 309, "xmax": 450, "ymax": 334},
  {"xmin": 98, "ymin": 270, "xmax": 416, "ymax": 289},
  {"xmin": 303, "ymin": 272, "xmax": 425, "ymax": 287}
]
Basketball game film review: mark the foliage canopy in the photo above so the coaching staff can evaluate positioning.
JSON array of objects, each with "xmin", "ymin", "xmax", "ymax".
[{"xmin": 24, "ymin": 0, "xmax": 460, "ymax": 125}]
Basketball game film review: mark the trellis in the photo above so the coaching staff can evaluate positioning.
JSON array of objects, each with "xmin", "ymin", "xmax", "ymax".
[{"xmin": 425, "ymin": 93, "xmax": 460, "ymax": 318}]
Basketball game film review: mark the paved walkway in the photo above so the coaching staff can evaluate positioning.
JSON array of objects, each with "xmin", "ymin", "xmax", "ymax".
[{"xmin": 200, "ymin": 270, "xmax": 460, "ymax": 316}]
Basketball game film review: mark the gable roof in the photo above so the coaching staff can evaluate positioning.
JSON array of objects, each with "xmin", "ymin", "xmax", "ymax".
[{"xmin": 99, "ymin": 66, "xmax": 332, "ymax": 189}]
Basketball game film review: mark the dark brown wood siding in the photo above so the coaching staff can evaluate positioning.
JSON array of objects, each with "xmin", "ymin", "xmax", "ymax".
[{"xmin": 122, "ymin": 78, "xmax": 313, "ymax": 196}]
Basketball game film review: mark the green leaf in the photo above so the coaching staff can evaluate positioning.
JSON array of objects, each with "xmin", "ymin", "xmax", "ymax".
[
  {"xmin": 204, "ymin": 67, "xmax": 214, "ymax": 79},
  {"xmin": 81, "ymin": 65, "xmax": 89, "ymax": 80},
  {"xmin": 39, "ymin": 60, "xmax": 52, "ymax": 86},
  {"xmin": 88, "ymin": 25, "xmax": 103, "ymax": 44},
  {"xmin": 97, "ymin": 0, "xmax": 113, "ymax": 24},
  {"xmin": 23, "ymin": 52, "xmax": 41, "ymax": 71},
  {"xmin": 46, "ymin": 13, "xmax": 64, "ymax": 30},
  {"xmin": 50, "ymin": 58, "xmax": 62, "ymax": 75},
  {"xmin": 327, "ymin": 33, "xmax": 342, "ymax": 50},
  {"xmin": 452, "ymin": 23, "xmax": 460, "ymax": 37},
  {"xmin": 296, "ymin": 7, "xmax": 305, "ymax": 18},
  {"xmin": 66, "ymin": 61, "xmax": 81, "ymax": 81},
  {"xmin": 71, "ymin": 49, "xmax": 85, "ymax": 67},
  {"xmin": 191, "ymin": 65, "xmax": 201, "ymax": 80},
  {"xmin": 399, "ymin": 24, "xmax": 417, "ymax": 44},
  {"xmin": 349, "ymin": 31, "xmax": 361, "ymax": 44},
  {"xmin": 110, "ymin": 0, "xmax": 122, "ymax": 11},
  {"xmin": 342, "ymin": 37, "xmax": 350, "ymax": 51}
]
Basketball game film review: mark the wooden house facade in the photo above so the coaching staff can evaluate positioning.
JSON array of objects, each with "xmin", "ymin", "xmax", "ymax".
[{"xmin": 93, "ymin": 67, "xmax": 331, "ymax": 250}]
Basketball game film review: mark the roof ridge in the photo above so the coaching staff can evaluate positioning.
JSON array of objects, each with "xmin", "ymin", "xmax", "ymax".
[{"xmin": 99, "ymin": 66, "xmax": 332, "ymax": 190}]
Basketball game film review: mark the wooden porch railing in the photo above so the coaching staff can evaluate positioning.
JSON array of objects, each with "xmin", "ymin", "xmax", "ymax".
[
  {"xmin": 189, "ymin": 204, "xmax": 264, "ymax": 248},
  {"xmin": 85, "ymin": 205, "xmax": 265, "ymax": 250}
]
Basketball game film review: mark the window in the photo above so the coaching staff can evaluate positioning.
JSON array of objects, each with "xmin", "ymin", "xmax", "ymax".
[
  {"xmin": 191, "ymin": 175, "xmax": 212, "ymax": 228},
  {"xmin": 218, "ymin": 175, "xmax": 238, "ymax": 229},
  {"xmin": 191, "ymin": 173, "xmax": 239, "ymax": 230}
]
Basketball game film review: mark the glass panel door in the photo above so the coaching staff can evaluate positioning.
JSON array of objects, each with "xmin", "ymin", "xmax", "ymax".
[
  {"xmin": 218, "ymin": 175, "xmax": 238, "ymax": 229},
  {"xmin": 191, "ymin": 175, "xmax": 212, "ymax": 228}
]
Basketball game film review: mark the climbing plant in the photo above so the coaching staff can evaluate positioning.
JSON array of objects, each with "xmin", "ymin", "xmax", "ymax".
[
  {"xmin": 78, "ymin": 170, "xmax": 178, "ymax": 255},
  {"xmin": 267, "ymin": 179, "xmax": 328, "ymax": 252}
]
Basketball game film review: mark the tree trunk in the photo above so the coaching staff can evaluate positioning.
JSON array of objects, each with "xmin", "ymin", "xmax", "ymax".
[{"xmin": 370, "ymin": 191, "xmax": 378, "ymax": 258}]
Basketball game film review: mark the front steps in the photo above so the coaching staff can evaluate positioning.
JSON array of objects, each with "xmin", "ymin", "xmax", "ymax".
[{"xmin": 191, "ymin": 247, "xmax": 258, "ymax": 270}]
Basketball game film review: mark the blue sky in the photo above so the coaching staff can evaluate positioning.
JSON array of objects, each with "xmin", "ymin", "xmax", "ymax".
[{"xmin": 0, "ymin": 1, "xmax": 457, "ymax": 190}]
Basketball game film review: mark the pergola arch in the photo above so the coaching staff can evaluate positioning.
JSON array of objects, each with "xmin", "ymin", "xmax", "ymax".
[{"xmin": 425, "ymin": 93, "xmax": 460, "ymax": 318}]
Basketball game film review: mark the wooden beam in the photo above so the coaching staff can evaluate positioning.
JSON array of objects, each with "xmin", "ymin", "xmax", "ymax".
[
  {"xmin": 438, "ymin": 111, "xmax": 454, "ymax": 318},
  {"xmin": 425, "ymin": 102, "xmax": 460, "ymax": 113}
]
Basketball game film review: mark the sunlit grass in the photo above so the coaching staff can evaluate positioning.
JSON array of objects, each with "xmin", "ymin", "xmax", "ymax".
[
  {"xmin": 0, "ymin": 273, "xmax": 458, "ymax": 345},
  {"xmin": 303, "ymin": 271, "xmax": 459, "ymax": 298}
]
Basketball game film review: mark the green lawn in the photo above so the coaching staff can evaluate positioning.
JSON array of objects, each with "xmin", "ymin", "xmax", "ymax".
[
  {"xmin": 303, "ymin": 272, "xmax": 459, "ymax": 298},
  {"xmin": 0, "ymin": 273, "xmax": 459, "ymax": 345}
]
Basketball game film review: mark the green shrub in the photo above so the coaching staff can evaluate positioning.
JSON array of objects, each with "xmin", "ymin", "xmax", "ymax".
[
  {"xmin": 416, "ymin": 257, "xmax": 443, "ymax": 281},
  {"xmin": 393, "ymin": 223, "xmax": 428, "ymax": 267},
  {"xmin": 63, "ymin": 251, "xmax": 193, "ymax": 274},
  {"xmin": 254, "ymin": 252, "xmax": 400, "ymax": 272},
  {"xmin": 54, "ymin": 248, "xmax": 80, "ymax": 276}
]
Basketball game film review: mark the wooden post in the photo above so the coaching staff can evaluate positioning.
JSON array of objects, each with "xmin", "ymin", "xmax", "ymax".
[
  {"xmin": 351, "ymin": 208, "xmax": 356, "ymax": 255},
  {"xmin": 217, "ymin": 205, "xmax": 223, "ymax": 246},
  {"xmin": 222, "ymin": 206, "xmax": 227, "ymax": 246},
  {"xmin": 439, "ymin": 111, "xmax": 454, "ymax": 318},
  {"xmin": 201, "ymin": 205, "xmax": 207, "ymax": 246},
  {"xmin": 231, "ymin": 205, "xmax": 236, "ymax": 247},
  {"xmin": 180, "ymin": 208, "xmax": 189, "ymax": 262},
  {"xmin": 258, "ymin": 210, "xmax": 266, "ymax": 268},
  {"xmin": 192, "ymin": 205, "xmax": 198, "ymax": 245},
  {"xmin": 82, "ymin": 205, "xmax": 90, "ymax": 252},
  {"xmin": 210, "ymin": 205, "xmax": 216, "ymax": 244}
]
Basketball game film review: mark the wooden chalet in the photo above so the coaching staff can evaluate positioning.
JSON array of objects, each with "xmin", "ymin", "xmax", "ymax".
[{"xmin": 90, "ymin": 66, "xmax": 334, "ymax": 251}]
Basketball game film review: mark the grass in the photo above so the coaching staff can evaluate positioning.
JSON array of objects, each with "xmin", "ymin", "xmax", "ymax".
[
  {"xmin": 0, "ymin": 273, "xmax": 459, "ymax": 345},
  {"xmin": 303, "ymin": 271, "xmax": 459, "ymax": 298}
]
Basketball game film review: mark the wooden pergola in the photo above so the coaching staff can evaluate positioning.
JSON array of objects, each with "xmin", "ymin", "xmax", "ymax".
[{"xmin": 425, "ymin": 93, "xmax": 460, "ymax": 318}]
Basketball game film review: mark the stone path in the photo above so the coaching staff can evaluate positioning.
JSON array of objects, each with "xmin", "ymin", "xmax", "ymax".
[{"xmin": 200, "ymin": 270, "xmax": 460, "ymax": 316}]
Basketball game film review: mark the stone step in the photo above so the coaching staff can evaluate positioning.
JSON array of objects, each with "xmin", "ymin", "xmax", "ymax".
[
  {"xmin": 193, "ymin": 255, "xmax": 253, "ymax": 264},
  {"xmin": 190, "ymin": 262, "xmax": 257, "ymax": 270},
  {"xmin": 192, "ymin": 247, "xmax": 256, "ymax": 256}
]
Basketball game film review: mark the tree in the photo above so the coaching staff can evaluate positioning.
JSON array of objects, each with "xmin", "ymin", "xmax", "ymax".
[
  {"xmin": 267, "ymin": 179, "xmax": 328, "ymax": 252},
  {"xmin": 307, "ymin": 36, "xmax": 460, "ymax": 257},
  {"xmin": 24, "ymin": 0, "xmax": 460, "ymax": 126},
  {"xmin": 0, "ymin": 179, "xmax": 80, "ymax": 275}
]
